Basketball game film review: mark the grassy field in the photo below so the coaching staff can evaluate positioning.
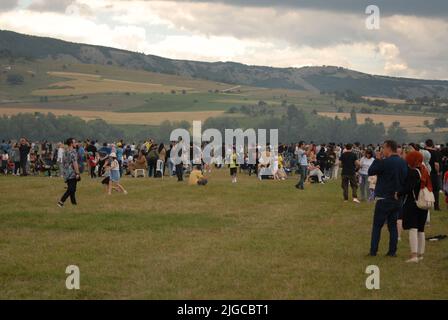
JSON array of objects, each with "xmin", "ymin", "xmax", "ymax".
[{"xmin": 0, "ymin": 170, "xmax": 447, "ymax": 299}]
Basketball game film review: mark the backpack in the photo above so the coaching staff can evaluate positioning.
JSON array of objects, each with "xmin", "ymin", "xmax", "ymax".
[{"xmin": 414, "ymin": 169, "xmax": 435, "ymax": 210}]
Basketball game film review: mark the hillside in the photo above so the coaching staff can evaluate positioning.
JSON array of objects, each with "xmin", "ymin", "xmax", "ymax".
[{"xmin": 1, "ymin": 29, "xmax": 448, "ymax": 98}]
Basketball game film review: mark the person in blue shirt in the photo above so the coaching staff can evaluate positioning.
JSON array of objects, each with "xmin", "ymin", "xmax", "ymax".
[
  {"xmin": 368, "ymin": 140, "xmax": 408, "ymax": 257},
  {"xmin": 295, "ymin": 141, "xmax": 309, "ymax": 190},
  {"xmin": 116, "ymin": 143, "xmax": 124, "ymax": 177}
]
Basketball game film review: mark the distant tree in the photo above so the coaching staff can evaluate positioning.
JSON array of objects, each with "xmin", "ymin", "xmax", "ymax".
[
  {"xmin": 6, "ymin": 74, "xmax": 24, "ymax": 85},
  {"xmin": 350, "ymin": 107, "xmax": 357, "ymax": 125},
  {"xmin": 433, "ymin": 117, "xmax": 448, "ymax": 128},
  {"xmin": 424, "ymin": 120, "xmax": 436, "ymax": 133},
  {"xmin": 387, "ymin": 121, "xmax": 408, "ymax": 142}
]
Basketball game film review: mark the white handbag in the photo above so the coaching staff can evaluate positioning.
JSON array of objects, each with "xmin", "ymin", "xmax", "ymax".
[{"xmin": 414, "ymin": 169, "xmax": 435, "ymax": 210}]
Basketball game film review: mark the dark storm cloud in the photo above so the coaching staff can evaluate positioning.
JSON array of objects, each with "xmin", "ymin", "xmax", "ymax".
[
  {"xmin": 151, "ymin": 0, "xmax": 448, "ymax": 18},
  {"xmin": 0, "ymin": 0, "xmax": 19, "ymax": 12}
]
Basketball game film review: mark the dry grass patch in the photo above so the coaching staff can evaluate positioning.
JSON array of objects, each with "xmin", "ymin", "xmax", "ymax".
[{"xmin": 0, "ymin": 107, "xmax": 224, "ymax": 125}]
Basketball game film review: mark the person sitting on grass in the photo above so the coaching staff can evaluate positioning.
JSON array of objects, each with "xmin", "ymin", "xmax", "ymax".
[
  {"xmin": 127, "ymin": 150, "xmax": 147, "ymax": 176},
  {"xmin": 189, "ymin": 165, "xmax": 208, "ymax": 186},
  {"xmin": 308, "ymin": 160, "xmax": 325, "ymax": 184}
]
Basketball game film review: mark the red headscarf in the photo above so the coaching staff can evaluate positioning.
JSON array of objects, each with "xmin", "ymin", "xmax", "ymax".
[{"xmin": 405, "ymin": 151, "xmax": 433, "ymax": 191}]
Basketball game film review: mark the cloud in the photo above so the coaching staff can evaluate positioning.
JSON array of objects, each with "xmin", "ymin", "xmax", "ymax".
[
  {"xmin": 0, "ymin": 0, "xmax": 18, "ymax": 12},
  {"xmin": 0, "ymin": 0, "xmax": 447, "ymax": 79},
  {"xmin": 0, "ymin": 9, "xmax": 148, "ymax": 52},
  {"xmin": 28, "ymin": 0, "xmax": 74, "ymax": 12},
  {"xmin": 141, "ymin": 0, "xmax": 448, "ymax": 18}
]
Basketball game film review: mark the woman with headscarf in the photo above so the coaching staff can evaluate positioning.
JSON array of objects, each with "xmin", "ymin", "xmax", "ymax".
[{"xmin": 399, "ymin": 151, "xmax": 432, "ymax": 263}]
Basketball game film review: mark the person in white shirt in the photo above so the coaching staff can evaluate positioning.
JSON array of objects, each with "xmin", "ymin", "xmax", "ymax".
[
  {"xmin": 359, "ymin": 149, "xmax": 375, "ymax": 201},
  {"xmin": 57, "ymin": 142, "xmax": 65, "ymax": 177}
]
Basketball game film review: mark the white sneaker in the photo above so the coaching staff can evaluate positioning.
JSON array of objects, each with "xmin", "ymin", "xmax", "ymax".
[
  {"xmin": 406, "ymin": 257, "xmax": 419, "ymax": 263},
  {"xmin": 353, "ymin": 198, "xmax": 361, "ymax": 204},
  {"xmin": 418, "ymin": 256, "xmax": 424, "ymax": 261}
]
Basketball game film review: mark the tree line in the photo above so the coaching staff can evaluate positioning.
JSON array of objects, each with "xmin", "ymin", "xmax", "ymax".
[{"xmin": 0, "ymin": 107, "xmax": 409, "ymax": 144}]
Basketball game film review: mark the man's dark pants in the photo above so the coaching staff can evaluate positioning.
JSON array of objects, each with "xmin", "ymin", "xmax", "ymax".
[
  {"xmin": 430, "ymin": 173, "xmax": 440, "ymax": 210},
  {"xmin": 60, "ymin": 178, "xmax": 78, "ymax": 205},
  {"xmin": 20, "ymin": 158, "xmax": 27, "ymax": 176},
  {"xmin": 175, "ymin": 164, "xmax": 184, "ymax": 181},
  {"xmin": 341, "ymin": 174, "xmax": 358, "ymax": 200},
  {"xmin": 370, "ymin": 198, "xmax": 400, "ymax": 256}
]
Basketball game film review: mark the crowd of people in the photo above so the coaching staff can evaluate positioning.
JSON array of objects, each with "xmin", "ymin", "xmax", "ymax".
[{"xmin": 1, "ymin": 137, "xmax": 448, "ymax": 262}]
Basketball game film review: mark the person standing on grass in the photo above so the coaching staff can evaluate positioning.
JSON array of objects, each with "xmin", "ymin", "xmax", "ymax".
[
  {"xmin": 339, "ymin": 144, "xmax": 360, "ymax": 203},
  {"xmin": 425, "ymin": 139, "xmax": 442, "ymax": 211},
  {"xmin": 11, "ymin": 143, "xmax": 20, "ymax": 176},
  {"xmin": 58, "ymin": 138, "xmax": 80, "ymax": 208},
  {"xmin": 359, "ymin": 149, "xmax": 375, "ymax": 201},
  {"xmin": 229, "ymin": 147, "xmax": 238, "ymax": 183},
  {"xmin": 56, "ymin": 142, "xmax": 65, "ymax": 177},
  {"xmin": 399, "ymin": 151, "xmax": 431, "ymax": 263},
  {"xmin": 368, "ymin": 140, "xmax": 408, "ymax": 257},
  {"xmin": 295, "ymin": 141, "xmax": 308, "ymax": 190},
  {"xmin": 18, "ymin": 137, "xmax": 31, "ymax": 176}
]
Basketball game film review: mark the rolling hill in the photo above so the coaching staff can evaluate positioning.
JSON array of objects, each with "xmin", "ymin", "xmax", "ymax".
[{"xmin": 1, "ymin": 29, "xmax": 448, "ymax": 99}]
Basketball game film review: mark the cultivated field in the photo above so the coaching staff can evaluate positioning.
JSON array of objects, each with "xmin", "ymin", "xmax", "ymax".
[
  {"xmin": 0, "ymin": 107, "xmax": 225, "ymax": 125},
  {"xmin": 319, "ymin": 112, "xmax": 448, "ymax": 134},
  {"xmin": 1, "ymin": 171, "xmax": 447, "ymax": 299},
  {"xmin": 1, "ymin": 58, "xmax": 447, "ymax": 134},
  {"xmin": 32, "ymin": 72, "xmax": 192, "ymax": 96}
]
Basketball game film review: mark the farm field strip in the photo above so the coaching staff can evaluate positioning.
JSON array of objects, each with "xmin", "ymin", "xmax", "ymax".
[{"xmin": 0, "ymin": 107, "xmax": 225, "ymax": 125}]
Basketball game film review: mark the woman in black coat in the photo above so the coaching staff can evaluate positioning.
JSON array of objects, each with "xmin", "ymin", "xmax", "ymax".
[{"xmin": 399, "ymin": 151, "xmax": 431, "ymax": 263}]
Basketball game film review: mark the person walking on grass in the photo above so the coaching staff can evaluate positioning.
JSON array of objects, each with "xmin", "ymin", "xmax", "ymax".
[
  {"xmin": 368, "ymin": 140, "xmax": 408, "ymax": 257},
  {"xmin": 340, "ymin": 143, "xmax": 360, "ymax": 203},
  {"xmin": 108, "ymin": 152, "xmax": 127, "ymax": 195},
  {"xmin": 58, "ymin": 138, "xmax": 80, "ymax": 208}
]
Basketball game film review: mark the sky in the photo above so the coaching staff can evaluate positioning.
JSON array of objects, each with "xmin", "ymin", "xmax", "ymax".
[{"xmin": 0, "ymin": 0, "xmax": 447, "ymax": 80}]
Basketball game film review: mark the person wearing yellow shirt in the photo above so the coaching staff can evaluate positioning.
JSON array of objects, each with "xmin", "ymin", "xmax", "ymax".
[
  {"xmin": 229, "ymin": 148, "xmax": 238, "ymax": 183},
  {"xmin": 189, "ymin": 165, "xmax": 208, "ymax": 186}
]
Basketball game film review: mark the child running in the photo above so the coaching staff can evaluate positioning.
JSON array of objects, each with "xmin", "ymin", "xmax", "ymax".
[{"xmin": 106, "ymin": 153, "xmax": 128, "ymax": 195}]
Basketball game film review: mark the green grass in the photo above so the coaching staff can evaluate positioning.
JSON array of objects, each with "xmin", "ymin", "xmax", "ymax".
[
  {"xmin": 1, "ymin": 170, "xmax": 447, "ymax": 300},
  {"xmin": 118, "ymin": 92, "xmax": 248, "ymax": 113}
]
